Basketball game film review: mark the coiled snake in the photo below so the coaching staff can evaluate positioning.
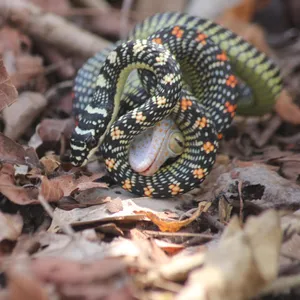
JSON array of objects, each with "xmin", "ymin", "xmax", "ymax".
[{"xmin": 70, "ymin": 12, "xmax": 282, "ymax": 198}]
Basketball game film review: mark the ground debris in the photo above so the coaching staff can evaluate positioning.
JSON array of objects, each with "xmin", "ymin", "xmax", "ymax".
[{"xmin": 0, "ymin": 1, "xmax": 299, "ymax": 299}]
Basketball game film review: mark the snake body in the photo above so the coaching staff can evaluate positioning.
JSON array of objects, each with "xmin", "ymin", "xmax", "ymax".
[{"xmin": 70, "ymin": 12, "xmax": 283, "ymax": 198}]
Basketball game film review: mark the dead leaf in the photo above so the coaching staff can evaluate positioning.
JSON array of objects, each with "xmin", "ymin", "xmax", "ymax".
[
  {"xmin": 280, "ymin": 210, "xmax": 300, "ymax": 261},
  {"xmin": 7, "ymin": 257, "xmax": 49, "ymax": 300},
  {"xmin": 50, "ymin": 172, "xmax": 107, "ymax": 196},
  {"xmin": 0, "ymin": 163, "xmax": 104, "ymax": 204},
  {"xmin": 274, "ymin": 89, "xmax": 300, "ymax": 124},
  {"xmin": 39, "ymin": 154, "xmax": 60, "ymax": 174},
  {"xmin": 0, "ymin": 56, "xmax": 18, "ymax": 112},
  {"xmin": 0, "ymin": 212, "xmax": 23, "ymax": 242},
  {"xmin": 136, "ymin": 202, "xmax": 211, "ymax": 232},
  {"xmin": 48, "ymin": 198, "xmax": 180, "ymax": 232},
  {"xmin": 0, "ymin": 133, "xmax": 40, "ymax": 167},
  {"xmin": 96, "ymin": 223, "xmax": 124, "ymax": 236},
  {"xmin": 29, "ymin": 0, "xmax": 71, "ymax": 14},
  {"xmin": 35, "ymin": 118, "xmax": 74, "ymax": 143},
  {"xmin": 34, "ymin": 233, "xmax": 141, "ymax": 260},
  {"xmin": 3, "ymin": 92, "xmax": 47, "ymax": 140},
  {"xmin": 29, "ymin": 256, "xmax": 133, "ymax": 300},
  {"xmin": 176, "ymin": 210, "xmax": 281, "ymax": 300},
  {"xmin": 39, "ymin": 176, "xmax": 64, "ymax": 202},
  {"xmin": 28, "ymin": 118, "xmax": 74, "ymax": 151},
  {"xmin": 215, "ymin": 164, "xmax": 300, "ymax": 209},
  {"xmin": 106, "ymin": 198, "xmax": 123, "ymax": 213},
  {"xmin": 0, "ymin": 27, "xmax": 31, "ymax": 57},
  {"xmin": 218, "ymin": 195, "xmax": 232, "ymax": 223},
  {"xmin": 154, "ymin": 239, "xmax": 185, "ymax": 255},
  {"xmin": 10, "ymin": 55, "xmax": 44, "ymax": 90},
  {"xmin": 73, "ymin": 187, "xmax": 112, "ymax": 206},
  {"xmin": 32, "ymin": 171, "xmax": 107, "ymax": 202},
  {"xmin": 0, "ymin": 163, "xmax": 64, "ymax": 204},
  {"xmin": 280, "ymin": 161, "xmax": 300, "ymax": 182},
  {"xmin": 0, "ymin": 164, "xmax": 39, "ymax": 205},
  {"xmin": 129, "ymin": 228, "xmax": 171, "ymax": 264}
]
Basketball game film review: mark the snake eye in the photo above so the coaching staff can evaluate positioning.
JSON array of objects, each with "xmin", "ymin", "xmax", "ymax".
[
  {"xmin": 169, "ymin": 131, "xmax": 185, "ymax": 155},
  {"xmin": 86, "ymin": 135, "xmax": 98, "ymax": 149}
]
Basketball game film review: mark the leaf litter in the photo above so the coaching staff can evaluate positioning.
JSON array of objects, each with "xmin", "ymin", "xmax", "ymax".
[{"xmin": 0, "ymin": 1, "xmax": 299, "ymax": 299}]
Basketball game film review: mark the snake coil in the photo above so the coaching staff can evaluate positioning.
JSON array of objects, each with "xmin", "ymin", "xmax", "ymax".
[{"xmin": 70, "ymin": 12, "xmax": 283, "ymax": 198}]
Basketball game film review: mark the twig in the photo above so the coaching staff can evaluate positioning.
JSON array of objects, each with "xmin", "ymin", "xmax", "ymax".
[
  {"xmin": 237, "ymin": 180, "xmax": 244, "ymax": 222},
  {"xmin": 120, "ymin": 0, "xmax": 133, "ymax": 39},
  {"xmin": 38, "ymin": 193, "xmax": 92, "ymax": 259},
  {"xmin": 70, "ymin": 0, "xmax": 111, "ymax": 11},
  {"xmin": 280, "ymin": 250, "xmax": 300, "ymax": 262},
  {"xmin": 202, "ymin": 212, "xmax": 225, "ymax": 232},
  {"xmin": 37, "ymin": 193, "xmax": 76, "ymax": 237},
  {"xmin": 44, "ymin": 80, "xmax": 73, "ymax": 101},
  {"xmin": 142, "ymin": 230, "xmax": 214, "ymax": 239},
  {"xmin": 259, "ymin": 275, "xmax": 300, "ymax": 296},
  {"xmin": 0, "ymin": 1, "xmax": 110, "ymax": 58},
  {"xmin": 275, "ymin": 132, "xmax": 300, "ymax": 144},
  {"xmin": 39, "ymin": 43, "xmax": 75, "ymax": 79},
  {"xmin": 256, "ymin": 115, "xmax": 282, "ymax": 147}
]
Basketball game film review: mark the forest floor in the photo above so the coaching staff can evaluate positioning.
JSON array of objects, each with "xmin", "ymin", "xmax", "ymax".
[{"xmin": 0, "ymin": 1, "xmax": 300, "ymax": 300}]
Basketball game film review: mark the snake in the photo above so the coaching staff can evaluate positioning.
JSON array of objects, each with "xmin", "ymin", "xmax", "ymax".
[{"xmin": 70, "ymin": 12, "xmax": 283, "ymax": 198}]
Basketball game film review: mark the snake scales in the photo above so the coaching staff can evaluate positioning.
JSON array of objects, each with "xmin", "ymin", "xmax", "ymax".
[{"xmin": 70, "ymin": 12, "xmax": 283, "ymax": 198}]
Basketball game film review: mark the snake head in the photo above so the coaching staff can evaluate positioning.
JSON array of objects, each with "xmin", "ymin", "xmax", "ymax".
[
  {"xmin": 70, "ymin": 127, "xmax": 99, "ymax": 166},
  {"xmin": 70, "ymin": 109, "xmax": 106, "ymax": 166}
]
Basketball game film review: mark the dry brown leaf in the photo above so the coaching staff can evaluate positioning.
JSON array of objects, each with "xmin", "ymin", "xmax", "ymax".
[
  {"xmin": 218, "ymin": 195, "xmax": 232, "ymax": 224},
  {"xmin": 275, "ymin": 89, "xmax": 300, "ymax": 125},
  {"xmin": 31, "ymin": 171, "xmax": 107, "ymax": 202},
  {"xmin": 280, "ymin": 210, "xmax": 300, "ymax": 261},
  {"xmin": 3, "ymin": 92, "xmax": 47, "ymax": 140},
  {"xmin": 106, "ymin": 198, "xmax": 123, "ymax": 213},
  {"xmin": 34, "ymin": 233, "xmax": 140, "ymax": 260},
  {"xmin": 0, "ymin": 133, "xmax": 40, "ymax": 167},
  {"xmin": 28, "ymin": 118, "xmax": 74, "ymax": 150},
  {"xmin": 154, "ymin": 239, "xmax": 185, "ymax": 255},
  {"xmin": 7, "ymin": 258, "xmax": 49, "ymax": 300},
  {"xmin": 177, "ymin": 210, "xmax": 281, "ymax": 300},
  {"xmin": 38, "ymin": 118, "xmax": 74, "ymax": 142},
  {"xmin": 0, "ymin": 56, "xmax": 18, "ymax": 112},
  {"xmin": 136, "ymin": 202, "xmax": 211, "ymax": 232},
  {"xmin": 29, "ymin": 256, "xmax": 133, "ymax": 300},
  {"xmin": 50, "ymin": 172, "xmax": 107, "ymax": 196},
  {"xmin": 0, "ymin": 27, "xmax": 31, "ymax": 56},
  {"xmin": 0, "ymin": 164, "xmax": 39, "ymax": 205},
  {"xmin": 68, "ymin": 187, "xmax": 111, "ymax": 207},
  {"xmin": 30, "ymin": 0, "xmax": 71, "ymax": 13},
  {"xmin": 40, "ymin": 176, "xmax": 64, "ymax": 202},
  {"xmin": 0, "ymin": 162, "xmax": 104, "ymax": 204},
  {"xmin": 48, "ymin": 198, "xmax": 180, "ymax": 232},
  {"xmin": 280, "ymin": 161, "xmax": 300, "ymax": 182},
  {"xmin": 215, "ymin": 164, "xmax": 300, "ymax": 209},
  {"xmin": 39, "ymin": 154, "xmax": 60, "ymax": 174},
  {"xmin": 48, "ymin": 200, "xmax": 148, "ymax": 232},
  {"xmin": 244, "ymin": 211, "xmax": 282, "ymax": 281},
  {"xmin": 0, "ymin": 164, "xmax": 63, "ymax": 205},
  {"xmin": 10, "ymin": 55, "xmax": 45, "ymax": 90},
  {"xmin": 0, "ymin": 212, "xmax": 23, "ymax": 242}
]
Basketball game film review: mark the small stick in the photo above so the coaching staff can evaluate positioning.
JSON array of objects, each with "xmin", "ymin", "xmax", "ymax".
[
  {"xmin": 142, "ymin": 230, "xmax": 214, "ymax": 239},
  {"xmin": 238, "ymin": 180, "xmax": 244, "ymax": 222},
  {"xmin": 0, "ymin": 1, "xmax": 110, "ymax": 58},
  {"xmin": 202, "ymin": 212, "xmax": 225, "ymax": 232}
]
